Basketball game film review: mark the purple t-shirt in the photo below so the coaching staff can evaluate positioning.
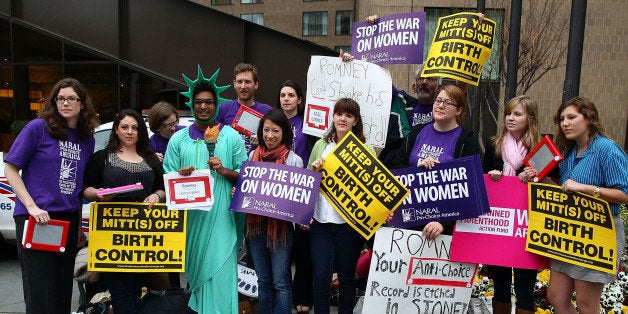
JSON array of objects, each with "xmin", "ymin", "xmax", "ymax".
[
  {"xmin": 408, "ymin": 124, "xmax": 462, "ymax": 167},
  {"xmin": 410, "ymin": 103, "xmax": 434, "ymax": 127},
  {"xmin": 5, "ymin": 118, "xmax": 95, "ymax": 216},
  {"xmin": 289, "ymin": 115, "xmax": 310, "ymax": 166},
  {"xmin": 215, "ymin": 99, "xmax": 272, "ymax": 153},
  {"xmin": 149, "ymin": 125, "xmax": 185, "ymax": 155}
]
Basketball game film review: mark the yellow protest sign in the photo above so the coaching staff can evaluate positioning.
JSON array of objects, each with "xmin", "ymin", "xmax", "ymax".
[
  {"xmin": 422, "ymin": 12, "xmax": 496, "ymax": 85},
  {"xmin": 526, "ymin": 183, "xmax": 616, "ymax": 274},
  {"xmin": 88, "ymin": 202, "xmax": 187, "ymax": 272},
  {"xmin": 320, "ymin": 132, "xmax": 409, "ymax": 239}
]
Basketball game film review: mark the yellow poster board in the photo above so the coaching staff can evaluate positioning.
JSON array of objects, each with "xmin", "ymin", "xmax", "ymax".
[
  {"xmin": 526, "ymin": 183, "xmax": 616, "ymax": 274},
  {"xmin": 422, "ymin": 12, "xmax": 496, "ymax": 86},
  {"xmin": 88, "ymin": 202, "xmax": 186, "ymax": 272},
  {"xmin": 320, "ymin": 132, "xmax": 409, "ymax": 239}
]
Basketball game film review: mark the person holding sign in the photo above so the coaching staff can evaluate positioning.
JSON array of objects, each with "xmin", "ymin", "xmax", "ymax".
[
  {"xmin": 82, "ymin": 109, "xmax": 166, "ymax": 313},
  {"xmin": 163, "ymin": 68, "xmax": 248, "ymax": 314},
  {"xmin": 482, "ymin": 95, "xmax": 540, "ymax": 314},
  {"xmin": 308, "ymin": 98, "xmax": 373, "ymax": 314},
  {"xmin": 245, "ymin": 108, "xmax": 303, "ymax": 314},
  {"xmin": 4, "ymin": 78, "xmax": 98, "ymax": 314},
  {"xmin": 215, "ymin": 63, "xmax": 272, "ymax": 152},
  {"xmin": 547, "ymin": 97, "xmax": 628, "ymax": 314},
  {"xmin": 276, "ymin": 80, "xmax": 315, "ymax": 313},
  {"xmin": 392, "ymin": 85, "xmax": 480, "ymax": 238}
]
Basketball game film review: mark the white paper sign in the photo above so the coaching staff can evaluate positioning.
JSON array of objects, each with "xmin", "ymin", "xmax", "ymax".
[
  {"xmin": 163, "ymin": 170, "xmax": 214, "ymax": 210},
  {"xmin": 362, "ymin": 227, "xmax": 478, "ymax": 313},
  {"xmin": 303, "ymin": 56, "xmax": 392, "ymax": 148}
]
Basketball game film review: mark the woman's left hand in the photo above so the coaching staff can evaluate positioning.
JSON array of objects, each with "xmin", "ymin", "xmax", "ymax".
[
  {"xmin": 143, "ymin": 192, "xmax": 160, "ymax": 209},
  {"xmin": 422, "ymin": 221, "xmax": 444, "ymax": 240},
  {"xmin": 561, "ymin": 179, "xmax": 585, "ymax": 194}
]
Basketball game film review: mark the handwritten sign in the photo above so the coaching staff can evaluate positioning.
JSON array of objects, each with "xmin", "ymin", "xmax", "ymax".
[
  {"xmin": 351, "ymin": 12, "xmax": 426, "ymax": 65},
  {"xmin": 527, "ymin": 183, "xmax": 616, "ymax": 274},
  {"xmin": 320, "ymin": 132, "xmax": 408, "ymax": 239},
  {"xmin": 303, "ymin": 56, "xmax": 392, "ymax": 148},
  {"xmin": 230, "ymin": 161, "xmax": 321, "ymax": 225},
  {"xmin": 422, "ymin": 12, "xmax": 496, "ymax": 85},
  {"xmin": 388, "ymin": 155, "xmax": 490, "ymax": 228},
  {"xmin": 88, "ymin": 202, "xmax": 186, "ymax": 272},
  {"xmin": 362, "ymin": 227, "xmax": 477, "ymax": 313},
  {"xmin": 451, "ymin": 176, "xmax": 550, "ymax": 269}
]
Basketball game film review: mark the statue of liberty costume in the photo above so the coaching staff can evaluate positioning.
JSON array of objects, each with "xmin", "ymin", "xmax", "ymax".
[{"xmin": 163, "ymin": 66, "xmax": 247, "ymax": 313}]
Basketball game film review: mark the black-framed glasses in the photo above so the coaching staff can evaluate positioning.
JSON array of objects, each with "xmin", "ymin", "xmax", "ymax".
[
  {"xmin": 193, "ymin": 99, "xmax": 216, "ymax": 106},
  {"xmin": 55, "ymin": 96, "xmax": 81, "ymax": 105},
  {"xmin": 161, "ymin": 120, "xmax": 179, "ymax": 129},
  {"xmin": 434, "ymin": 97, "xmax": 457, "ymax": 108}
]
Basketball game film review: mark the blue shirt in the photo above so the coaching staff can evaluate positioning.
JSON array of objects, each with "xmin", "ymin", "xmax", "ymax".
[{"xmin": 558, "ymin": 134, "xmax": 628, "ymax": 215}]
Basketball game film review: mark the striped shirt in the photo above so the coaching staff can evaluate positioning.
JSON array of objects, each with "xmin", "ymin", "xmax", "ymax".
[{"xmin": 559, "ymin": 134, "xmax": 628, "ymax": 215}]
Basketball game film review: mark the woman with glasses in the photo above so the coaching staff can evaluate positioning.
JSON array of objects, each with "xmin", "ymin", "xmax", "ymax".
[
  {"xmin": 392, "ymin": 84, "xmax": 480, "ymax": 239},
  {"xmin": 4, "ymin": 78, "xmax": 98, "ymax": 313},
  {"xmin": 148, "ymin": 101, "xmax": 184, "ymax": 161}
]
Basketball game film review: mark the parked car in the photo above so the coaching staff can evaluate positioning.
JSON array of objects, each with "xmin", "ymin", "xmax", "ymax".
[{"xmin": 0, "ymin": 114, "xmax": 195, "ymax": 242}]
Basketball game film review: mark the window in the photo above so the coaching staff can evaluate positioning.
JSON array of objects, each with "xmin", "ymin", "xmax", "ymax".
[
  {"xmin": 335, "ymin": 11, "xmax": 353, "ymax": 35},
  {"xmin": 335, "ymin": 46, "xmax": 351, "ymax": 54},
  {"xmin": 211, "ymin": 0, "xmax": 233, "ymax": 4},
  {"xmin": 424, "ymin": 8, "xmax": 502, "ymax": 81},
  {"xmin": 241, "ymin": 0, "xmax": 263, "ymax": 3},
  {"xmin": 241, "ymin": 14, "xmax": 264, "ymax": 26},
  {"xmin": 303, "ymin": 12, "xmax": 328, "ymax": 36},
  {"xmin": 303, "ymin": 0, "xmax": 327, "ymax": 2}
]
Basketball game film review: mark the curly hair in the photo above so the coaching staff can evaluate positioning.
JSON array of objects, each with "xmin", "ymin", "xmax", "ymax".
[
  {"xmin": 324, "ymin": 98, "xmax": 366, "ymax": 144},
  {"xmin": 553, "ymin": 96, "xmax": 607, "ymax": 154},
  {"xmin": 491, "ymin": 95, "xmax": 540, "ymax": 158},
  {"xmin": 38, "ymin": 78, "xmax": 99, "ymax": 141},
  {"xmin": 106, "ymin": 109, "xmax": 161, "ymax": 171}
]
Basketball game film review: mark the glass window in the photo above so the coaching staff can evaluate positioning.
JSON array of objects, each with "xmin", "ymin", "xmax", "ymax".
[
  {"xmin": 335, "ymin": 10, "xmax": 353, "ymax": 35},
  {"xmin": 211, "ymin": 0, "xmax": 233, "ymax": 4},
  {"xmin": 28, "ymin": 66, "xmax": 63, "ymax": 114},
  {"xmin": 64, "ymin": 43, "xmax": 108, "ymax": 62},
  {"xmin": 241, "ymin": 13, "xmax": 264, "ymax": 26},
  {"xmin": 303, "ymin": 12, "xmax": 328, "ymax": 36},
  {"xmin": 241, "ymin": 0, "xmax": 263, "ymax": 3},
  {"xmin": 303, "ymin": 0, "xmax": 327, "ymax": 2},
  {"xmin": 0, "ymin": 65, "xmax": 13, "ymax": 132},
  {"xmin": 12, "ymin": 24, "xmax": 62, "ymax": 62},
  {"xmin": 424, "ymin": 8, "xmax": 502, "ymax": 81},
  {"xmin": 66, "ymin": 64, "xmax": 118, "ymax": 123},
  {"xmin": 0, "ymin": 19, "xmax": 10, "ymax": 63},
  {"xmin": 335, "ymin": 46, "xmax": 351, "ymax": 54}
]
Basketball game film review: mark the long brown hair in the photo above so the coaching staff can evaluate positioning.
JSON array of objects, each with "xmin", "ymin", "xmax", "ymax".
[
  {"xmin": 553, "ymin": 96, "xmax": 607, "ymax": 154},
  {"xmin": 491, "ymin": 95, "xmax": 540, "ymax": 158},
  {"xmin": 323, "ymin": 98, "xmax": 366, "ymax": 143},
  {"xmin": 106, "ymin": 109, "xmax": 161, "ymax": 171},
  {"xmin": 38, "ymin": 78, "xmax": 99, "ymax": 140}
]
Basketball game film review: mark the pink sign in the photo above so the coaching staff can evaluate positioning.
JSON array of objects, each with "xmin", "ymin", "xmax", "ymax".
[{"xmin": 450, "ymin": 175, "xmax": 549, "ymax": 269}]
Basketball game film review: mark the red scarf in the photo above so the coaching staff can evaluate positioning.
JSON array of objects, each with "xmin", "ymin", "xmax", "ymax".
[{"xmin": 246, "ymin": 144, "xmax": 291, "ymax": 250}]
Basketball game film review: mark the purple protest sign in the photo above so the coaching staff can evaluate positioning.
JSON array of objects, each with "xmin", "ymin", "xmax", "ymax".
[
  {"xmin": 351, "ymin": 12, "xmax": 425, "ymax": 65},
  {"xmin": 388, "ymin": 155, "xmax": 489, "ymax": 228},
  {"xmin": 230, "ymin": 161, "xmax": 321, "ymax": 225}
]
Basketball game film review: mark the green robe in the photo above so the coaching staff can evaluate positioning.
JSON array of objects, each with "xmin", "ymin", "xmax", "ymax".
[{"xmin": 163, "ymin": 125, "xmax": 247, "ymax": 313}]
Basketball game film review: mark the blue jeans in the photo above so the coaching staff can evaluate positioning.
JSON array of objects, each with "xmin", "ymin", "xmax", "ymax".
[
  {"xmin": 309, "ymin": 221, "xmax": 364, "ymax": 314},
  {"xmin": 249, "ymin": 232, "xmax": 293, "ymax": 314}
]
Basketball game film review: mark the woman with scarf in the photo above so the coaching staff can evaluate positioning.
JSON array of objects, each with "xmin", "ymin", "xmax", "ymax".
[
  {"xmin": 482, "ymin": 95, "xmax": 540, "ymax": 314},
  {"xmin": 246, "ymin": 108, "xmax": 303, "ymax": 314}
]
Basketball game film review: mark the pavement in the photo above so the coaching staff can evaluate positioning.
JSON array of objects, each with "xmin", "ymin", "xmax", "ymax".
[{"xmin": 0, "ymin": 241, "xmax": 339, "ymax": 314}]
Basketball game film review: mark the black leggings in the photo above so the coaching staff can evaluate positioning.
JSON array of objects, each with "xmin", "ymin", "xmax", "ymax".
[{"xmin": 490, "ymin": 265, "xmax": 538, "ymax": 311}]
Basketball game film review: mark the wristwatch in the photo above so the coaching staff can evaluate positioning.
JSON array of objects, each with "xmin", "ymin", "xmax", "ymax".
[{"xmin": 593, "ymin": 186, "xmax": 601, "ymax": 198}]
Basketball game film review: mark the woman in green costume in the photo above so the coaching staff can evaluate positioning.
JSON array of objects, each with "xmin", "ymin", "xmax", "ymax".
[{"xmin": 163, "ymin": 66, "xmax": 247, "ymax": 313}]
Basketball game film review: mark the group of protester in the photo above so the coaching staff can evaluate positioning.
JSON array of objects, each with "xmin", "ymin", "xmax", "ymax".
[{"xmin": 4, "ymin": 52, "xmax": 628, "ymax": 314}]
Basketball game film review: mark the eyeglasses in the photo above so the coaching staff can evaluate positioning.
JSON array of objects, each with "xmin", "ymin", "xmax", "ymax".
[
  {"xmin": 161, "ymin": 120, "xmax": 179, "ymax": 129},
  {"xmin": 434, "ymin": 97, "xmax": 457, "ymax": 108},
  {"xmin": 193, "ymin": 99, "xmax": 216, "ymax": 106},
  {"xmin": 55, "ymin": 96, "xmax": 81, "ymax": 105}
]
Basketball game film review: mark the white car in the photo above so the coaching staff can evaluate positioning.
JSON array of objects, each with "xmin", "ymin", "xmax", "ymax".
[{"xmin": 0, "ymin": 115, "xmax": 195, "ymax": 242}]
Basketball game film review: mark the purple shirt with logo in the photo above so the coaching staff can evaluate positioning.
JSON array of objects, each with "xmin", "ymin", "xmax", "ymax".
[
  {"xmin": 408, "ymin": 124, "xmax": 461, "ymax": 167},
  {"xmin": 149, "ymin": 125, "xmax": 185, "ymax": 155},
  {"xmin": 411, "ymin": 103, "xmax": 434, "ymax": 127},
  {"xmin": 289, "ymin": 114, "xmax": 310, "ymax": 166},
  {"xmin": 5, "ymin": 118, "xmax": 95, "ymax": 216}
]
